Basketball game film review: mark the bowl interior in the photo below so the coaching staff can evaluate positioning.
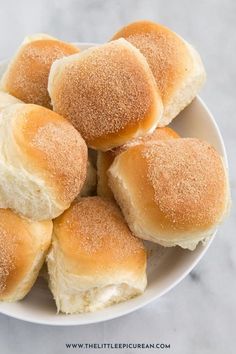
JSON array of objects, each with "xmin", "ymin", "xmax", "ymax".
[{"xmin": 0, "ymin": 43, "xmax": 227, "ymax": 325}]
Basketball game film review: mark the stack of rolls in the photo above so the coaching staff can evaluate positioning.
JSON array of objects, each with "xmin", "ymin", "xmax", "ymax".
[
  {"xmin": 0, "ymin": 35, "xmax": 88, "ymax": 304},
  {"xmin": 0, "ymin": 20, "xmax": 230, "ymax": 314}
]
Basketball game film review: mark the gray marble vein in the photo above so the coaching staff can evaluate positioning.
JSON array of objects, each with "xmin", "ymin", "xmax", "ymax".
[{"xmin": 0, "ymin": 0, "xmax": 235, "ymax": 353}]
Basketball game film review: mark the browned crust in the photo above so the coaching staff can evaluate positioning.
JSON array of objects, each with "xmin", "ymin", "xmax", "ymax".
[
  {"xmin": 109, "ymin": 138, "xmax": 228, "ymax": 238},
  {"xmin": 49, "ymin": 40, "xmax": 162, "ymax": 150},
  {"xmin": 97, "ymin": 127, "xmax": 180, "ymax": 199},
  {"xmin": 112, "ymin": 21, "xmax": 194, "ymax": 106},
  {"xmin": 53, "ymin": 197, "xmax": 147, "ymax": 276},
  {"xmin": 0, "ymin": 209, "xmax": 52, "ymax": 299},
  {"xmin": 13, "ymin": 104, "xmax": 88, "ymax": 206},
  {"xmin": 2, "ymin": 39, "xmax": 79, "ymax": 107}
]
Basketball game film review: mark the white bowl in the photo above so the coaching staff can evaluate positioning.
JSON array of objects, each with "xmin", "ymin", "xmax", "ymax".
[{"xmin": 0, "ymin": 43, "xmax": 228, "ymax": 326}]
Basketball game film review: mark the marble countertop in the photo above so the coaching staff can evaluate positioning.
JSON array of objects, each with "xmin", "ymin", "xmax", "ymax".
[{"xmin": 0, "ymin": 1, "xmax": 235, "ymax": 353}]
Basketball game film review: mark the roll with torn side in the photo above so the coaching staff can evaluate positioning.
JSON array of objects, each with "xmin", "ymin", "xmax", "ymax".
[
  {"xmin": 0, "ymin": 91, "xmax": 22, "ymax": 112},
  {"xmin": 112, "ymin": 20, "xmax": 206, "ymax": 126},
  {"xmin": 108, "ymin": 138, "xmax": 229, "ymax": 250},
  {"xmin": 1, "ymin": 34, "xmax": 79, "ymax": 108},
  {"xmin": 97, "ymin": 127, "xmax": 180, "ymax": 200},
  {"xmin": 47, "ymin": 197, "xmax": 147, "ymax": 314},
  {"xmin": 0, "ymin": 103, "xmax": 87, "ymax": 220},
  {"xmin": 0, "ymin": 209, "xmax": 52, "ymax": 302},
  {"xmin": 48, "ymin": 39, "xmax": 163, "ymax": 151}
]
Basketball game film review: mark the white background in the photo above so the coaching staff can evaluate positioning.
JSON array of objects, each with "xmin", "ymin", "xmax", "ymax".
[{"xmin": 0, "ymin": 0, "xmax": 235, "ymax": 353}]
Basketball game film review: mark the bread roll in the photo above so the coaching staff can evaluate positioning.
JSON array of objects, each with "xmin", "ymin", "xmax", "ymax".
[
  {"xmin": 47, "ymin": 197, "xmax": 147, "ymax": 314},
  {"xmin": 1, "ymin": 34, "xmax": 79, "ymax": 108},
  {"xmin": 0, "ymin": 91, "xmax": 22, "ymax": 112},
  {"xmin": 97, "ymin": 127, "xmax": 179, "ymax": 199},
  {"xmin": 112, "ymin": 21, "xmax": 206, "ymax": 126},
  {"xmin": 48, "ymin": 39, "xmax": 163, "ymax": 151},
  {"xmin": 108, "ymin": 138, "xmax": 229, "ymax": 250},
  {"xmin": 0, "ymin": 103, "xmax": 87, "ymax": 220},
  {"xmin": 0, "ymin": 209, "xmax": 52, "ymax": 301}
]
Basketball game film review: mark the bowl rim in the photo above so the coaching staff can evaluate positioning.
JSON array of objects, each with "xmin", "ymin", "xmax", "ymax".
[{"xmin": 0, "ymin": 43, "xmax": 229, "ymax": 325}]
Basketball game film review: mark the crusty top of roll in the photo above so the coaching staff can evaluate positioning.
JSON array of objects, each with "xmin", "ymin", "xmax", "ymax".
[
  {"xmin": 1, "ymin": 34, "xmax": 79, "ymax": 108},
  {"xmin": 0, "ymin": 209, "xmax": 52, "ymax": 299},
  {"xmin": 112, "ymin": 21, "xmax": 196, "ymax": 105},
  {"xmin": 53, "ymin": 197, "xmax": 146, "ymax": 276},
  {"xmin": 108, "ymin": 139, "xmax": 229, "ymax": 239},
  {"xmin": 97, "ymin": 127, "xmax": 179, "ymax": 199},
  {"xmin": 1, "ymin": 103, "xmax": 87, "ymax": 208},
  {"xmin": 48, "ymin": 39, "xmax": 163, "ymax": 151}
]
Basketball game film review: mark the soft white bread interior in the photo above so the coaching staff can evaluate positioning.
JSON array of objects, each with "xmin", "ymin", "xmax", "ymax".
[
  {"xmin": 0, "ymin": 91, "xmax": 22, "ymax": 112},
  {"xmin": 0, "ymin": 33, "xmax": 79, "ymax": 108},
  {"xmin": 47, "ymin": 197, "xmax": 147, "ymax": 314},
  {"xmin": 0, "ymin": 103, "xmax": 87, "ymax": 220},
  {"xmin": 0, "ymin": 209, "xmax": 52, "ymax": 301},
  {"xmin": 48, "ymin": 38, "xmax": 163, "ymax": 151},
  {"xmin": 97, "ymin": 127, "xmax": 180, "ymax": 200},
  {"xmin": 112, "ymin": 21, "xmax": 206, "ymax": 126},
  {"xmin": 108, "ymin": 138, "xmax": 229, "ymax": 250}
]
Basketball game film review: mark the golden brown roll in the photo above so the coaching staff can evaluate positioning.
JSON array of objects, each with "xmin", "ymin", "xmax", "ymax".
[
  {"xmin": 1, "ymin": 34, "xmax": 79, "ymax": 108},
  {"xmin": 47, "ymin": 197, "xmax": 147, "ymax": 314},
  {"xmin": 97, "ymin": 127, "xmax": 180, "ymax": 199},
  {"xmin": 0, "ymin": 91, "xmax": 22, "ymax": 112},
  {"xmin": 112, "ymin": 21, "xmax": 206, "ymax": 126},
  {"xmin": 0, "ymin": 209, "xmax": 52, "ymax": 301},
  {"xmin": 0, "ymin": 103, "xmax": 87, "ymax": 220},
  {"xmin": 108, "ymin": 138, "xmax": 229, "ymax": 250},
  {"xmin": 48, "ymin": 39, "xmax": 163, "ymax": 151}
]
